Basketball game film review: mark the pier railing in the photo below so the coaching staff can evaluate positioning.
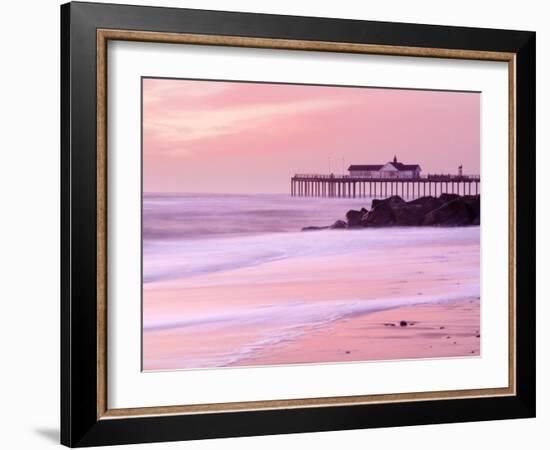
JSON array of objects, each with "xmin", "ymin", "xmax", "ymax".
[
  {"xmin": 293, "ymin": 173, "xmax": 480, "ymax": 181},
  {"xmin": 425, "ymin": 174, "xmax": 480, "ymax": 181},
  {"xmin": 290, "ymin": 173, "xmax": 480, "ymax": 199}
]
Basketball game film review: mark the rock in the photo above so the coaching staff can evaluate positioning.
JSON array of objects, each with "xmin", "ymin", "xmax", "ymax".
[
  {"xmin": 463, "ymin": 194, "xmax": 480, "ymax": 212},
  {"xmin": 330, "ymin": 220, "xmax": 347, "ymax": 229},
  {"xmin": 439, "ymin": 193, "xmax": 460, "ymax": 203},
  {"xmin": 371, "ymin": 195, "xmax": 405, "ymax": 209},
  {"xmin": 422, "ymin": 198, "xmax": 475, "ymax": 226},
  {"xmin": 392, "ymin": 204, "xmax": 426, "ymax": 226},
  {"xmin": 363, "ymin": 202, "xmax": 396, "ymax": 226},
  {"xmin": 392, "ymin": 196, "xmax": 445, "ymax": 226},
  {"xmin": 408, "ymin": 195, "xmax": 439, "ymax": 206},
  {"xmin": 303, "ymin": 194, "xmax": 480, "ymax": 231},
  {"xmin": 463, "ymin": 195, "xmax": 480, "ymax": 224},
  {"xmin": 346, "ymin": 209, "xmax": 366, "ymax": 227},
  {"xmin": 301, "ymin": 225, "xmax": 329, "ymax": 232},
  {"xmin": 408, "ymin": 195, "xmax": 445, "ymax": 212},
  {"xmin": 364, "ymin": 195, "xmax": 456, "ymax": 227}
]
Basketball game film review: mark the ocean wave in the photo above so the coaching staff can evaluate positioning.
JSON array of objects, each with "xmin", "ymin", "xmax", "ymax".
[
  {"xmin": 143, "ymin": 192, "xmax": 373, "ymax": 240},
  {"xmin": 144, "ymin": 226, "xmax": 480, "ymax": 284}
]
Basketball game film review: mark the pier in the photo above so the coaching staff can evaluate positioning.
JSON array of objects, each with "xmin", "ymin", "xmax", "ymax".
[{"xmin": 290, "ymin": 174, "xmax": 480, "ymax": 199}]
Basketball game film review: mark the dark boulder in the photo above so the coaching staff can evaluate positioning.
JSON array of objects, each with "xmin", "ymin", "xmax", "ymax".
[
  {"xmin": 346, "ymin": 209, "xmax": 366, "ymax": 227},
  {"xmin": 408, "ymin": 196, "xmax": 432, "ymax": 206},
  {"xmin": 364, "ymin": 196, "xmax": 405, "ymax": 227},
  {"xmin": 301, "ymin": 219, "xmax": 348, "ymax": 231},
  {"xmin": 371, "ymin": 195, "xmax": 405, "ymax": 209},
  {"xmin": 408, "ymin": 196, "xmax": 444, "ymax": 211},
  {"xmin": 301, "ymin": 225, "xmax": 329, "ymax": 232},
  {"xmin": 397, "ymin": 196, "xmax": 446, "ymax": 225},
  {"xmin": 302, "ymin": 194, "xmax": 480, "ymax": 231},
  {"xmin": 360, "ymin": 210, "xmax": 370, "ymax": 227},
  {"xmin": 422, "ymin": 198, "xmax": 475, "ymax": 226},
  {"xmin": 330, "ymin": 220, "xmax": 347, "ymax": 229},
  {"xmin": 463, "ymin": 195, "xmax": 480, "ymax": 224},
  {"xmin": 392, "ymin": 204, "xmax": 426, "ymax": 226},
  {"xmin": 439, "ymin": 193, "xmax": 460, "ymax": 203},
  {"xmin": 363, "ymin": 202, "xmax": 396, "ymax": 226}
]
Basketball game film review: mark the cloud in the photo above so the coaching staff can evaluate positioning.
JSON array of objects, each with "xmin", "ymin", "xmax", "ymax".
[{"xmin": 144, "ymin": 95, "xmax": 354, "ymax": 157}]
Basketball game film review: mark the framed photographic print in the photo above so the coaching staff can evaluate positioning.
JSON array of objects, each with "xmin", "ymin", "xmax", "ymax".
[{"xmin": 60, "ymin": 1, "xmax": 536, "ymax": 447}]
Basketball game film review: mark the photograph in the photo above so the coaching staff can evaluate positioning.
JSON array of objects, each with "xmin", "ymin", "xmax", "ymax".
[
  {"xmin": 141, "ymin": 78, "xmax": 481, "ymax": 371},
  {"xmin": 55, "ymin": 1, "xmax": 537, "ymax": 447}
]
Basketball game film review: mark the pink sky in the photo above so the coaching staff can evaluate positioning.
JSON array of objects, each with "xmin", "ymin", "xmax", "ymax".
[{"xmin": 143, "ymin": 78, "xmax": 480, "ymax": 193}]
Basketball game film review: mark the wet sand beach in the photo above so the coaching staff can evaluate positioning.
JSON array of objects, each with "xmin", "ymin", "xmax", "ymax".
[
  {"xmin": 230, "ymin": 298, "xmax": 480, "ymax": 367},
  {"xmin": 143, "ymin": 220, "xmax": 480, "ymax": 370}
]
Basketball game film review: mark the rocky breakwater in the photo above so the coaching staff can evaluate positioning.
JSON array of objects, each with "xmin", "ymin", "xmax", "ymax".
[{"xmin": 302, "ymin": 194, "xmax": 480, "ymax": 231}]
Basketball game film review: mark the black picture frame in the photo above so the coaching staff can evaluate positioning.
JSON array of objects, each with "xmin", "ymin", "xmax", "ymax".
[{"xmin": 61, "ymin": 1, "xmax": 535, "ymax": 447}]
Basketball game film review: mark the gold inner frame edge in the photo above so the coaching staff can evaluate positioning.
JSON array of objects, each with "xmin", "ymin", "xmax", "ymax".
[{"xmin": 96, "ymin": 28, "xmax": 517, "ymax": 420}]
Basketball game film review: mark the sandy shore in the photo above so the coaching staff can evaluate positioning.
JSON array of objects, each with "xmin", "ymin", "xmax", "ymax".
[
  {"xmin": 229, "ymin": 298, "xmax": 480, "ymax": 367},
  {"xmin": 143, "ymin": 228, "xmax": 480, "ymax": 371}
]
